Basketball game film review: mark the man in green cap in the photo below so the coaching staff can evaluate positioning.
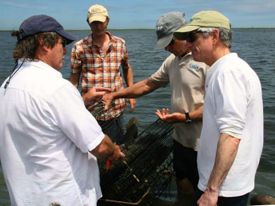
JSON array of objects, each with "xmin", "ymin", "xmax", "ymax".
[{"xmin": 175, "ymin": 10, "xmax": 263, "ymax": 206}]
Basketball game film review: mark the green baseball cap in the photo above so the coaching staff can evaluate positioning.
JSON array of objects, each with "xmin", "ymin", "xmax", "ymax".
[{"xmin": 176, "ymin": 10, "xmax": 231, "ymax": 33}]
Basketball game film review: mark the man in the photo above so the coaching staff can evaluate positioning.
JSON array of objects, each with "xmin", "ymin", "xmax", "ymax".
[
  {"xmin": 103, "ymin": 11, "xmax": 207, "ymax": 204},
  {"xmin": 175, "ymin": 10, "xmax": 263, "ymax": 206},
  {"xmin": 70, "ymin": 4, "xmax": 136, "ymax": 144},
  {"xmin": 0, "ymin": 15, "xmax": 124, "ymax": 206}
]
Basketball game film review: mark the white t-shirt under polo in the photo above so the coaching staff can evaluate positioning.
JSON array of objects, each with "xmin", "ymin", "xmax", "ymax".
[
  {"xmin": 198, "ymin": 53, "xmax": 263, "ymax": 196},
  {"xmin": 0, "ymin": 60, "xmax": 104, "ymax": 206}
]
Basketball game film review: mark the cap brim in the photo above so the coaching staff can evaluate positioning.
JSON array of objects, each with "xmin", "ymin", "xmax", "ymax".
[
  {"xmin": 88, "ymin": 15, "xmax": 107, "ymax": 24},
  {"xmin": 176, "ymin": 25, "xmax": 200, "ymax": 33},
  {"xmin": 57, "ymin": 30, "xmax": 76, "ymax": 44},
  {"xmin": 155, "ymin": 34, "xmax": 173, "ymax": 49}
]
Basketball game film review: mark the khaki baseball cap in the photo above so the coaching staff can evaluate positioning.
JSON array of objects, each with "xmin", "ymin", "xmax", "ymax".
[
  {"xmin": 176, "ymin": 10, "xmax": 231, "ymax": 33},
  {"xmin": 87, "ymin": 4, "xmax": 109, "ymax": 24}
]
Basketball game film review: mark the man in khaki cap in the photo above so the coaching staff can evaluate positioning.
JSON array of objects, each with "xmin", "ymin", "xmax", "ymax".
[
  {"xmin": 175, "ymin": 10, "xmax": 263, "ymax": 206},
  {"xmin": 70, "ymin": 4, "xmax": 136, "ymax": 145},
  {"xmin": 87, "ymin": 4, "xmax": 108, "ymax": 23}
]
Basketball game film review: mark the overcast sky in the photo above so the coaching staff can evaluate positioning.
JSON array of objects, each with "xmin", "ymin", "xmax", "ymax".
[{"xmin": 1, "ymin": 0, "xmax": 275, "ymax": 30}]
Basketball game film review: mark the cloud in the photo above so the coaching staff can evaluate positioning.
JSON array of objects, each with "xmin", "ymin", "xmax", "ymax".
[
  {"xmin": 172, "ymin": 0, "xmax": 275, "ymax": 14},
  {"xmin": 229, "ymin": 0, "xmax": 275, "ymax": 14},
  {"xmin": 1, "ymin": 0, "xmax": 48, "ymax": 10}
]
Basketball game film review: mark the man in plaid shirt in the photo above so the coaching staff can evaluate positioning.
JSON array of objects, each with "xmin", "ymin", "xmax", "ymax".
[{"xmin": 70, "ymin": 4, "xmax": 135, "ymax": 144}]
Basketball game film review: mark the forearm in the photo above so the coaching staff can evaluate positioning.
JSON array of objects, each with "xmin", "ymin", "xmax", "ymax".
[
  {"xmin": 82, "ymin": 92, "xmax": 93, "ymax": 106},
  {"xmin": 90, "ymin": 135, "xmax": 116, "ymax": 159},
  {"xmin": 114, "ymin": 79, "xmax": 158, "ymax": 99},
  {"xmin": 123, "ymin": 67, "xmax": 134, "ymax": 87},
  {"xmin": 169, "ymin": 105, "xmax": 203, "ymax": 123},
  {"xmin": 69, "ymin": 73, "xmax": 80, "ymax": 88},
  {"xmin": 189, "ymin": 104, "xmax": 203, "ymax": 121},
  {"xmin": 207, "ymin": 133, "xmax": 240, "ymax": 192}
]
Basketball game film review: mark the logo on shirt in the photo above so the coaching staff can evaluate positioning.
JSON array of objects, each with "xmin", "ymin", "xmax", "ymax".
[{"xmin": 189, "ymin": 64, "xmax": 201, "ymax": 71}]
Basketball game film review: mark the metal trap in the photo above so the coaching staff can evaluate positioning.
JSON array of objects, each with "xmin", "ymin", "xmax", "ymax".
[{"xmin": 98, "ymin": 118, "xmax": 174, "ymax": 206}]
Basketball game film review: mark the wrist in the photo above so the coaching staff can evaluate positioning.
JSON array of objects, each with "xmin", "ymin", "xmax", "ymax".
[
  {"xmin": 178, "ymin": 113, "xmax": 186, "ymax": 122},
  {"xmin": 205, "ymin": 186, "xmax": 219, "ymax": 194},
  {"xmin": 113, "ymin": 92, "xmax": 120, "ymax": 99},
  {"xmin": 108, "ymin": 143, "xmax": 116, "ymax": 159}
]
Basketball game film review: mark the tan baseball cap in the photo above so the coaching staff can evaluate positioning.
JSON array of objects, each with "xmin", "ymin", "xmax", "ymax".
[
  {"xmin": 176, "ymin": 10, "xmax": 231, "ymax": 33},
  {"xmin": 87, "ymin": 4, "xmax": 109, "ymax": 24}
]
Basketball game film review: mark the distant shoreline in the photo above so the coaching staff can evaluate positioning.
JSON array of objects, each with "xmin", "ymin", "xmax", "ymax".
[{"xmin": 1, "ymin": 27, "xmax": 275, "ymax": 32}]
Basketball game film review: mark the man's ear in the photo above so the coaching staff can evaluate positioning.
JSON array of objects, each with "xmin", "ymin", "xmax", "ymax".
[
  {"xmin": 37, "ymin": 38, "xmax": 50, "ymax": 53},
  {"xmin": 106, "ymin": 17, "xmax": 110, "ymax": 25},
  {"xmin": 212, "ymin": 29, "xmax": 220, "ymax": 45}
]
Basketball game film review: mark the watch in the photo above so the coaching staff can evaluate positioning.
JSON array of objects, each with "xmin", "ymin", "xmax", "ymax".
[{"xmin": 185, "ymin": 112, "xmax": 192, "ymax": 124}]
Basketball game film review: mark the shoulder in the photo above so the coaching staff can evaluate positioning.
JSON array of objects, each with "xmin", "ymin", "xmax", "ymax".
[
  {"xmin": 73, "ymin": 34, "xmax": 92, "ymax": 50},
  {"xmin": 108, "ymin": 32, "xmax": 126, "ymax": 45},
  {"xmin": 183, "ymin": 54, "xmax": 208, "ymax": 74},
  {"xmin": 218, "ymin": 53, "xmax": 252, "ymax": 76},
  {"xmin": 163, "ymin": 54, "xmax": 177, "ymax": 64},
  {"xmin": 190, "ymin": 59, "xmax": 208, "ymax": 73},
  {"xmin": 24, "ymin": 64, "xmax": 73, "ymax": 99}
]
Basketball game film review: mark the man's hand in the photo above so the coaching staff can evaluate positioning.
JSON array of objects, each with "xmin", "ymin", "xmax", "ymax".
[
  {"xmin": 108, "ymin": 144, "xmax": 125, "ymax": 161},
  {"xmin": 155, "ymin": 108, "xmax": 185, "ymax": 123},
  {"xmin": 105, "ymin": 144, "xmax": 125, "ymax": 170},
  {"xmin": 128, "ymin": 98, "xmax": 136, "ymax": 112},
  {"xmin": 91, "ymin": 135, "xmax": 125, "ymax": 161},
  {"xmin": 197, "ymin": 188, "xmax": 219, "ymax": 206},
  {"xmin": 102, "ymin": 93, "xmax": 115, "ymax": 111},
  {"xmin": 83, "ymin": 87, "xmax": 111, "ymax": 107}
]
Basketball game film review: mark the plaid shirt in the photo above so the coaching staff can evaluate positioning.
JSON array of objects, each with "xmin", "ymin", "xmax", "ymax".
[{"xmin": 71, "ymin": 32, "xmax": 130, "ymax": 120}]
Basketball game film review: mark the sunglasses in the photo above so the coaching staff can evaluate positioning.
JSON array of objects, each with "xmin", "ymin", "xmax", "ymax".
[
  {"xmin": 174, "ymin": 30, "xmax": 213, "ymax": 43},
  {"xmin": 174, "ymin": 32, "xmax": 196, "ymax": 42}
]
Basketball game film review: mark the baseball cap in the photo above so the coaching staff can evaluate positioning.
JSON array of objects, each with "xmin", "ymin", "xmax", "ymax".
[
  {"xmin": 176, "ymin": 10, "xmax": 231, "ymax": 33},
  {"xmin": 155, "ymin": 11, "xmax": 185, "ymax": 48},
  {"xmin": 87, "ymin": 4, "xmax": 109, "ymax": 24},
  {"xmin": 18, "ymin": 15, "xmax": 76, "ymax": 44}
]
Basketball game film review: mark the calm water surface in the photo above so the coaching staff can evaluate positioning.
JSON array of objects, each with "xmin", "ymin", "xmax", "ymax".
[{"xmin": 0, "ymin": 29, "xmax": 275, "ymax": 204}]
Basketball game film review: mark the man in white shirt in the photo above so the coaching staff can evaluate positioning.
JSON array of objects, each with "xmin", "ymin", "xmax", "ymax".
[
  {"xmin": 0, "ymin": 15, "xmax": 124, "ymax": 206},
  {"xmin": 175, "ymin": 10, "xmax": 263, "ymax": 206}
]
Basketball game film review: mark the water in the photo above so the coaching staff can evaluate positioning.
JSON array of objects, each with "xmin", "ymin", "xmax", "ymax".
[{"xmin": 0, "ymin": 29, "xmax": 275, "ymax": 204}]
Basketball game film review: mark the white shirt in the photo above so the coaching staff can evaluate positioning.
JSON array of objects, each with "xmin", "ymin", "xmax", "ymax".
[
  {"xmin": 150, "ymin": 53, "xmax": 207, "ymax": 150},
  {"xmin": 0, "ymin": 60, "xmax": 104, "ymax": 206},
  {"xmin": 198, "ymin": 53, "xmax": 263, "ymax": 196}
]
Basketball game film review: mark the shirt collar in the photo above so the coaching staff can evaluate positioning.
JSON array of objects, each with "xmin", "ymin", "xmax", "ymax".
[
  {"xmin": 19, "ymin": 58, "xmax": 62, "ymax": 78},
  {"xmin": 88, "ymin": 31, "xmax": 119, "ymax": 48}
]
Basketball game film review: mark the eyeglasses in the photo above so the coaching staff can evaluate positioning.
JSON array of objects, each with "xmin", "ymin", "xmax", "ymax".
[
  {"xmin": 174, "ymin": 32, "xmax": 195, "ymax": 43},
  {"xmin": 189, "ymin": 30, "xmax": 213, "ymax": 42},
  {"xmin": 174, "ymin": 30, "xmax": 213, "ymax": 43}
]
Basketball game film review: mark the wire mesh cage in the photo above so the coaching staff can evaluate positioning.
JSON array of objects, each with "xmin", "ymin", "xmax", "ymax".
[{"xmin": 98, "ymin": 117, "xmax": 174, "ymax": 206}]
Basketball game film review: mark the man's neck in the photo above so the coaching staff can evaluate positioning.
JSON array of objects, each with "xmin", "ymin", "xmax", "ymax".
[
  {"xmin": 179, "ymin": 51, "xmax": 191, "ymax": 58},
  {"xmin": 92, "ymin": 32, "xmax": 109, "ymax": 47},
  {"xmin": 209, "ymin": 47, "xmax": 230, "ymax": 66}
]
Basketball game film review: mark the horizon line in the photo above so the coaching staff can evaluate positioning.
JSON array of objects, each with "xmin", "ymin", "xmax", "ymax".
[{"xmin": 1, "ymin": 27, "xmax": 275, "ymax": 32}]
